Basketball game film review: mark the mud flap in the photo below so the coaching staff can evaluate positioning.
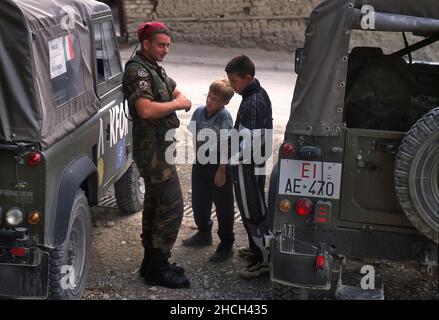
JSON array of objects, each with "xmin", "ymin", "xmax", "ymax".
[
  {"xmin": 335, "ymin": 264, "xmax": 384, "ymax": 300},
  {"xmin": 0, "ymin": 250, "xmax": 49, "ymax": 298},
  {"xmin": 271, "ymin": 225, "xmax": 332, "ymax": 289}
]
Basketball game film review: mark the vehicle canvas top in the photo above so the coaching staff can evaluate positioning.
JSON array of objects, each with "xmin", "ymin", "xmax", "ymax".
[
  {"xmin": 286, "ymin": 0, "xmax": 439, "ymax": 138},
  {"xmin": 0, "ymin": 0, "xmax": 110, "ymax": 148}
]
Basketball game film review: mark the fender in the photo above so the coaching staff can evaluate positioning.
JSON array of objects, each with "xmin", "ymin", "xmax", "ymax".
[{"xmin": 54, "ymin": 156, "xmax": 97, "ymax": 246}]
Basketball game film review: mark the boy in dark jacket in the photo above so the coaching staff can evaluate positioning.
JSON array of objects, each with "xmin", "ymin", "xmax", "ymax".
[{"xmin": 225, "ymin": 55, "xmax": 273, "ymax": 279}]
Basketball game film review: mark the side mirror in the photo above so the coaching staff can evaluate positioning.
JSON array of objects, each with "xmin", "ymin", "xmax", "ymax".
[{"xmin": 295, "ymin": 48, "xmax": 304, "ymax": 75}]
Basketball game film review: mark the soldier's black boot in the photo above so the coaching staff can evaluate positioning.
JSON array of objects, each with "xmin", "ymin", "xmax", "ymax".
[
  {"xmin": 139, "ymin": 256, "xmax": 154, "ymax": 278},
  {"xmin": 144, "ymin": 256, "xmax": 190, "ymax": 289},
  {"xmin": 140, "ymin": 252, "xmax": 185, "ymax": 277}
]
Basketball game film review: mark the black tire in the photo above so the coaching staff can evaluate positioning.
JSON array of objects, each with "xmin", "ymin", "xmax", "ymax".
[
  {"xmin": 49, "ymin": 190, "xmax": 91, "ymax": 300},
  {"xmin": 395, "ymin": 107, "xmax": 439, "ymax": 244},
  {"xmin": 114, "ymin": 162, "xmax": 145, "ymax": 214},
  {"xmin": 272, "ymin": 282, "xmax": 309, "ymax": 300}
]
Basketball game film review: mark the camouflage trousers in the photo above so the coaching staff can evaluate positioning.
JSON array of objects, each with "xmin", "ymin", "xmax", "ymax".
[{"xmin": 134, "ymin": 136, "xmax": 183, "ymax": 258}]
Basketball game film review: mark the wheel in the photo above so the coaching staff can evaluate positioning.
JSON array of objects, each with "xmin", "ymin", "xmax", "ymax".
[
  {"xmin": 272, "ymin": 282, "xmax": 309, "ymax": 300},
  {"xmin": 114, "ymin": 161, "xmax": 145, "ymax": 214},
  {"xmin": 49, "ymin": 189, "xmax": 91, "ymax": 300},
  {"xmin": 395, "ymin": 107, "xmax": 439, "ymax": 244}
]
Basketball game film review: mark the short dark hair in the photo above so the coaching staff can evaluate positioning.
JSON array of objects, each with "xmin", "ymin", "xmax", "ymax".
[
  {"xmin": 148, "ymin": 28, "xmax": 171, "ymax": 42},
  {"xmin": 225, "ymin": 55, "xmax": 255, "ymax": 78}
]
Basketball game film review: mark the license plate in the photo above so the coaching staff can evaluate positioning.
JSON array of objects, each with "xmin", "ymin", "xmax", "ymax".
[{"xmin": 279, "ymin": 159, "xmax": 342, "ymax": 200}]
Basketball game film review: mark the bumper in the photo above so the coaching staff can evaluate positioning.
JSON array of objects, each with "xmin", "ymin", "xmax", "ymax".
[{"xmin": 271, "ymin": 229, "xmax": 333, "ymax": 290}]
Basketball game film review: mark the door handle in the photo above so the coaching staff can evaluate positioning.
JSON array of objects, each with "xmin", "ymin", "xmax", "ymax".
[
  {"xmin": 372, "ymin": 141, "xmax": 400, "ymax": 155},
  {"xmin": 357, "ymin": 160, "xmax": 380, "ymax": 171}
]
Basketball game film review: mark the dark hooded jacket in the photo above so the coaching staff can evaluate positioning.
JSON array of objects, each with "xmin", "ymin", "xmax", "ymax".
[{"xmin": 234, "ymin": 79, "xmax": 273, "ymax": 131}]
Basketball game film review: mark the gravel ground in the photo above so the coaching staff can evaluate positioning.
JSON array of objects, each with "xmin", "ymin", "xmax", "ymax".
[{"xmin": 84, "ymin": 162, "xmax": 438, "ymax": 301}]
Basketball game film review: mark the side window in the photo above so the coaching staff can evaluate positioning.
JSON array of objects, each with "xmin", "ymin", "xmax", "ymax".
[
  {"xmin": 49, "ymin": 32, "xmax": 86, "ymax": 106},
  {"xmin": 94, "ymin": 20, "xmax": 122, "ymax": 84}
]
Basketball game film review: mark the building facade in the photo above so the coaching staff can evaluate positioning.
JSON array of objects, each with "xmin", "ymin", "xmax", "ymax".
[{"xmin": 103, "ymin": 0, "xmax": 319, "ymax": 51}]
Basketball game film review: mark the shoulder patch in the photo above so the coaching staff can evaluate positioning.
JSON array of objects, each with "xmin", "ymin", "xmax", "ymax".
[
  {"xmin": 138, "ymin": 80, "xmax": 151, "ymax": 90},
  {"xmin": 137, "ymin": 68, "xmax": 149, "ymax": 78}
]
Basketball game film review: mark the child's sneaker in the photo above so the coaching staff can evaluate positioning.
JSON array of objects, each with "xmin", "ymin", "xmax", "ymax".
[
  {"xmin": 237, "ymin": 247, "xmax": 256, "ymax": 260},
  {"xmin": 182, "ymin": 231, "xmax": 213, "ymax": 247},
  {"xmin": 209, "ymin": 243, "xmax": 234, "ymax": 262}
]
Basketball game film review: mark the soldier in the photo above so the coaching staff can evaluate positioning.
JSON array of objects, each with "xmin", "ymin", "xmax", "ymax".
[{"xmin": 122, "ymin": 22, "xmax": 192, "ymax": 288}]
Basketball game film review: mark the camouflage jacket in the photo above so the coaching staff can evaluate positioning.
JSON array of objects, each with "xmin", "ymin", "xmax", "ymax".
[{"xmin": 122, "ymin": 51, "xmax": 180, "ymax": 143}]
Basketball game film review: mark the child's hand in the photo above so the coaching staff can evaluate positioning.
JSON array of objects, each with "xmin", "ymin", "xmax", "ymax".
[{"xmin": 214, "ymin": 168, "xmax": 226, "ymax": 188}]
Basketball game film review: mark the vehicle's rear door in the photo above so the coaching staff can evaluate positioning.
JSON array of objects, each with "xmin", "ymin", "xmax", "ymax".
[{"xmin": 339, "ymin": 128, "xmax": 413, "ymax": 228}]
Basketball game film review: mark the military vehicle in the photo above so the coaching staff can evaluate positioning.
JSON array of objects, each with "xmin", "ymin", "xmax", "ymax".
[
  {"xmin": 0, "ymin": 0, "xmax": 143, "ymax": 299},
  {"xmin": 269, "ymin": 0, "xmax": 439, "ymax": 299}
]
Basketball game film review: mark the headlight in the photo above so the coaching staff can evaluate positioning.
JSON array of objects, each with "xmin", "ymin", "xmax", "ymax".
[{"xmin": 5, "ymin": 208, "xmax": 24, "ymax": 226}]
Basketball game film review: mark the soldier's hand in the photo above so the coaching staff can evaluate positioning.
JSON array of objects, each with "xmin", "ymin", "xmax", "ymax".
[{"xmin": 174, "ymin": 96, "xmax": 192, "ymax": 112}]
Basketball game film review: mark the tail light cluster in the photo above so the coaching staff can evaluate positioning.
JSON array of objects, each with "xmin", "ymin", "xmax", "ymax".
[
  {"xmin": 314, "ymin": 202, "xmax": 331, "ymax": 224},
  {"xmin": 316, "ymin": 254, "xmax": 326, "ymax": 270},
  {"xmin": 279, "ymin": 199, "xmax": 292, "ymax": 213},
  {"xmin": 27, "ymin": 151, "xmax": 42, "ymax": 167},
  {"xmin": 10, "ymin": 247, "xmax": 27, "ymax": 257},
  {"xmin": 282, "ymin": 143, "xmax": 296, "ymax": 156},
  {"xmin": 278, "ymin": 199, "xmax": 332, "ymax": 224},
  {"xmin": 295, "ymin": 198, "xmax": 313, "ymax": 216},
  {"xmin": 1, "ymin": 208, "xmax": 41, "ymax": 227},
  {"xmin": 278, "ymin": 197, "xmax": 314, "ymax": 215}
]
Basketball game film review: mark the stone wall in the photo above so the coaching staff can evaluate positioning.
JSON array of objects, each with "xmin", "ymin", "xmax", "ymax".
[
  {"xmin": 122, "ymin": 0, "xmax": 320, "ymax": 51},
  {"xmin": 123, "ymin": 0, "xmax": 156, "ymax": 40}
]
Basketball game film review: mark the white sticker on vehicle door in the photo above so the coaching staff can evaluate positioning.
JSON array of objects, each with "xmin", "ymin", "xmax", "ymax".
[{"xmin": 279, "ymin": 159, "xmax": 342, "ymax": 200}]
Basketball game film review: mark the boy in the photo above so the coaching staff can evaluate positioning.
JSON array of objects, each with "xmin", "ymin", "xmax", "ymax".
[
  {"xmin": 183, "ymin": 79, "xmax": 236, "ymax": 262},
  {"xmin": 225, "ymin": 55, "xmax": 273, "ymax": 279}
]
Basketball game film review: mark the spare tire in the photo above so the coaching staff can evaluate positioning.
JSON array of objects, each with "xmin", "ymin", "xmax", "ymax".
[{"xmin": 395, "ymin": 107, "xmax": 439, "ymax": 244}]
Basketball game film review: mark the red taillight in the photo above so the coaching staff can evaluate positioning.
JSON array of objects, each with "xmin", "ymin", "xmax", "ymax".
[
  {"xmin": 316, "ymin": 217, "xmax": 328, "ymax": 224},
  {"xmin": 316, "ymin": 255, "xmax": 325, "ymax": 270},
  {"xmin": 10, "ymin": 247, "xmax": 26, "ymax": 257},
  {"xmin": 27, "ymin": 152, "xmax": 42, "ymax": 167},
  {"xmin": 296, "ymin": 198, "xmax": 313, "ymax": 216},
  {"xmin": 282, "ymin": 143, "xmax": 295, "ymax": 156},
  {"xmin": 314, "ymin": 201, "xmax": 332, "ymax": 224}
]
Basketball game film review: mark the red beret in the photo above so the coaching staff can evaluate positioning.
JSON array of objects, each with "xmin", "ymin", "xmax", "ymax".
[{"xmin": 137, "ymin": 22, "xmax": 169, "ymax": 42}]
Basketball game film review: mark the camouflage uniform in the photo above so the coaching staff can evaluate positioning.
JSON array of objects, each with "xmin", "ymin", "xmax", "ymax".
[{"xmin": 122, "ymin": 51, "xmax": 183, "ymax": 259}]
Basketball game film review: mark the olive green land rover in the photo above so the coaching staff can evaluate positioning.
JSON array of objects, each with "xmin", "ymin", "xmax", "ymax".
[
  {"xmin": 0, "ymin": 0, "xmax": 143, "ymax": 299},
  {"xmin": 269, "ymin": 0, "xmax": 438, "ymax": 299}
]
